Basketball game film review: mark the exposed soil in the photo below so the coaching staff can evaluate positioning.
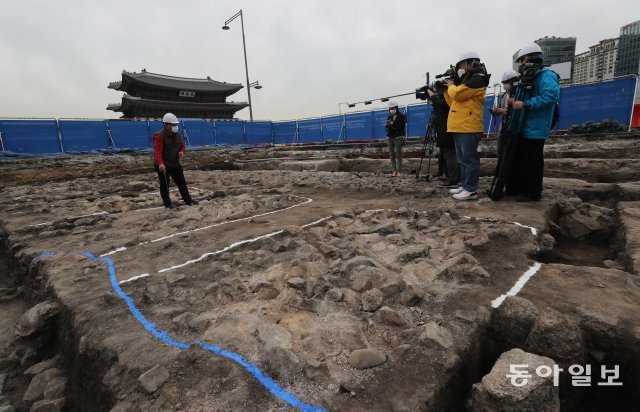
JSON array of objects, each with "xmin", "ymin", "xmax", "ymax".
[{"xmin": 1, "ymin": 133, "xmax": 640, "ymax": 411}]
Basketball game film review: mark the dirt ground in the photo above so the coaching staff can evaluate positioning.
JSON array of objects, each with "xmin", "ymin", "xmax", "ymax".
[{"xmin": 1, "ymin": 134, "xmax": 640, "ymax": 411}]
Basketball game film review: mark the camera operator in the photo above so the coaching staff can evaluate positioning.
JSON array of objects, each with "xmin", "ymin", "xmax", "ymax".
[
  {"xmin": 507, "ymin": 44, "xmax": 560, "ymax": 202},
  {"xmin": 490, "ymin": 70, "xmax": 519, "ymax": 161},
  {"xmin": 443, "ymin": 51, "xmax": 490, "ymax": 201},
  {"xmin": 427, "ymin": 86, "xmax": 459, "ymax": 188},
  {"xmin": 385, "ymin": 101, "xmax": 406, "ymax": 177}
]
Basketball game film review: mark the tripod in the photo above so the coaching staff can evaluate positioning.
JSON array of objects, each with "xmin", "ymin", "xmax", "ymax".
[
  {"xmin": 416, "ymin": 109, "xmax": 437, "ymax": 181},
  {"xmin": 486, "ymin": 84, "xmax": 530, "ymax": 200}
]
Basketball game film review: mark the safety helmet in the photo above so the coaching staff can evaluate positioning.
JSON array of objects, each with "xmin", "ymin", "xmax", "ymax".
[
  {"xmin": 456, "ymin": 51, "xmax": 480, "ymax": 65},
  {"xmin": 162, "ymin": 113, "xmax": 179, "ymax": 124},
  {"xmin": 388, "ymin": 101, "xmax": 399, "ymax": 108},
  {"xmin": 501, "ymin": 70, "xmax": 519, "ymax": 83},
  {"xmin": 516, "ymin": 43, "xmax": 543, "ymax": 62}
]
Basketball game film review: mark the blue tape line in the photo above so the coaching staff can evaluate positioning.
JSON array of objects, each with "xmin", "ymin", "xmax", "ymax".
[
  {"xmin": 33, "ymin": 252, "xmax": 56, "ymax": 262},
  {"xmin": 34, "ymin": 252, "xmax": 325, "ymax": 411},
  {"xmin": 196, "ymin": 341, "xmax": 326, "ymax": 412}
]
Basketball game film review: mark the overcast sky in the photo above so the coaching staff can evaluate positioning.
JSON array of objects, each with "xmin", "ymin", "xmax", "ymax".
[{"xmin": 0, "ymin": 0, "xmax": 637, "ymax": 121}]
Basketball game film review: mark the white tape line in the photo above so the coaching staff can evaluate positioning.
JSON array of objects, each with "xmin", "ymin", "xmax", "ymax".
[
  {"xmin": 152, "ymin": 213, "xmax": 332, "ymax": 276},
  {"xmin": 490, "ymin": 262, "xmax": 543, "ymax": 308},
  {"xmin": 157, "ymin": 230, "xmax": 284, "ymax": 274},
  {"xmin": 514, "ymin": 222, "xmax": 538, "ymax": 237},
  {"xmin": 144, "ymin": 197, "xmax": 313, "ymax": 244},
  {"xmin": 119, "ymin": 273, "xmax": 150, "ymax": 285},
  {"xmin": 100, "ymin": 247, "xmax": 127, "ymax": 257}
]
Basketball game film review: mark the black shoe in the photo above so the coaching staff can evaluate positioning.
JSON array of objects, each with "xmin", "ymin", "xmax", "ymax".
[
  {"xmin": 438, "ymin": 181, "xmax": 460, "ymax": 188},
  {"xmin": 188, "ymin": 199, "xmax": 199, "ymax": 206},
  {"xmin": 164, "ymin": 203, "xmax": 174, "ymax": 209}
]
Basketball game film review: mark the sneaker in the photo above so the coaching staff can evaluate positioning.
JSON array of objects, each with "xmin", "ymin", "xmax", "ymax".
[
  {"xmin": 188, "ymin": 199, "xmax": 199, "ymax": 206},
  {"xmin": 453, "ymin": 190, "xmax": 478, "ymax": 201},
  {"xmin": 164, "ymin": 203, "xmax": 173, "ymax": 209},
  {"xmin": 449, "ymin": 187, "xmax": 463, "ymax": 195},
  {"xmin": 439, "ymin": 181, "xmax": 460, "ymax": 188}
]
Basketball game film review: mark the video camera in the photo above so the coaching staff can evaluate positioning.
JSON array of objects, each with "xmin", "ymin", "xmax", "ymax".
[{"xmin": 415, "ymin": 67, "xmax": 455, "ymax": 100}]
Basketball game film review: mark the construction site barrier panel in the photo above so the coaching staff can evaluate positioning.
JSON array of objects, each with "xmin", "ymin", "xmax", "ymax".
[
  {"xmin": 406, "ymin": 104, "xmax": 431, "ymax": 138},
  {"xmin": 214, "ymin": 121, "xmax": 245, "ymax": 145},
  {"xmin": 107, "ymin": 120, "xmax": 151, "ymax": 150},
  {"xmin": 1, "ymin": 77, "xmax": 637, "ymax": 156},
  {"xmin": 320, "ymin": 115, "xmax": 343, "ymax": 142},
  {"xmin": 556, "ymin": 77, "xmax": 637, "ymax": 131},
  {"xmin": 183, "ymin": 120, "xmax": 214, "ymax": 147},
  {"xmin": 297, "ymin": 119, "xmax": 322, "ymax": 144},
  {"xmin": 0, "ymin": 119, "xmax": 62, "ymax": 154},
  {"xmin": 245, "ymin": 121, "xmax": 273, "ymax": 145},
  {"xmin": 345, "ymin": 112, "xmax": 374, "ymax": 141},
  {"xmin": 59, "ymin": 120, "xmax": 109, "ymax": 153},
  {"xmin": 272, "ymin": 121, "xmax": 297, "ymax": 145}
]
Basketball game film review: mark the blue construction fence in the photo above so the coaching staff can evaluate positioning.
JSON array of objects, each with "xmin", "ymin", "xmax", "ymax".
[{"xmin": 0, "ymin": 77, "xmax": 637, "ymax": 156}]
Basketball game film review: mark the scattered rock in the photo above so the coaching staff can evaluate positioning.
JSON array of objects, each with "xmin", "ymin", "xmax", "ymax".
[
  {"xmin": 602, "ymin": 260, "xmax": 623, "ymax": 270},
  {"xmin": 271, "ymin": 241, "xmax": 287, "ymax": 253},
  {"xmin": 24, "ymin": 357, "xmax": 59, "ymax": 376},
  {"xmin": 43, "ymin": 376, "xmax": 66, "ymax": 400},
  {"xmin": 361, "ymin": 289, "xmax": 383, "ymax": 312},
  {"xmin": 469, "ymin": 349, "xmax": 559, "ymax": 412},
  {"xmin": 325, "ymin": 288, "xmax": 343, "ymax": 302},
  {"xmin": 304, "ymin": 360, "xmax": 330, "ymax": 381},
  {"xmin": 398, "ymin": 246, "xmax": 428, "ymax": 262},
  {"xmin": 343, "ymin": 256, "xmax": 376, "ymax": 272},
  {"xmin": 286, "ymin": 277, "xmax": 305, "ymax": 289},
  {"xmin": 575, "ymin": 305, "xmax": 621, "ymax": 344},
  {"xmin": 171, "ymin": 312, "xmax": 194, "ymax": 325},
  {"xmin": 348, "ymin": 348, "xmax": 386, "ymax": 369},
  {"xmin": 264, "ymin": 346, "xmax": 300, "ymax": 380},
  {"xmin": 419, "ymin": 322, "xmax": 454, "ymax": 350},
  {"xmin": 15, "ymin": 301, "xmax": 60, "ymax": 337},
  {"xmin": 400, "ymin": 284, "xmax": 424, "ymax": 307},
  {"xmin": 492, "ymin": 296, "xmax": 539, "ymax": 347},
  {"xmin": 416, "ymin": 219, "xmax": 430, "ymax": 230},
  {"xmin": 380, "ymin": 280, "xmax": 407, "ymax": 298},
  {"xmin": 258, "ymin": 286, "xmax": 280, "ymax": 300},
  {"xmin": 377, "ymin": 307, "xmax": 409, "ymax": 327},
  {"xmin": 351, "ymin": 275, "xmax": 372, "ymax": 292},
  {"xmin": 23, "ymin": 368, "xmax": 62, "ymax": 402},
  {"xmin": 30, "ymin": 398, "xmax": 65, "ymax": 412},
  {"xmin": 539, "ymin": 233, "xmax": 556, "ymax": 253},
  {"xmin": 525, "ymin": 308, "xmax": 586, "ymax": 366},
  {"xmin": 188, "ymin": 313, "xmax": 216, "ymax": 332},
  {"xmin": 165, "ymin": 273, "xmax": 187, "ymax": 286},
  {"xmin": 138, "ymin": 365, "xmax": 169, "ymax": 394}
]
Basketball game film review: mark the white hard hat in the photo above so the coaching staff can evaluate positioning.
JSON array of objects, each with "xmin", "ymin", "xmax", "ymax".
[
  {"xmin": 162, "ymin": 113, "xmax": 179, "ymax": 124},
  {"xmin": 388, "ymin": 101, "xmax": 399, "ymax": 108},
  {"xmin": 456, "ymin": 51, "xmax": 480, "ymax": 65},
  {"xmin": 516, "ymin": 43, "xmax": 543, "ymax": 61},
  {"xmin": 501, "ymin": 70, "xmax": 519, "ymax": 83}
]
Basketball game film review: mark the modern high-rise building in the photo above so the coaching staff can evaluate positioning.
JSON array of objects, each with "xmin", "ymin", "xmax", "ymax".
[
  {"xmin": 615, "ymin": 19, "xmax": 640, "ymax": 77},
  {"xmin": 572, "ymin": 38, "xmax": 619, "ymax": 85},
  {"xmin": 535, "ymin": 36, "xmax": 577, "ymax": 65},
  {"xmin": 512, "ymin": 36, "xmax": 576, "ymax": 72}
]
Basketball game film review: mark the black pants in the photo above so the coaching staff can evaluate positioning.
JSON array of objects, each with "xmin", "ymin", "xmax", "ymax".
[
  {"xmin": 155, "ymin": 164, "xmax": 192, "ymax": 207},
  {"xmin": 441, "ymin": 145, "xmax": 460, "ymax": 184},
  {"xmin": 437, "ymin": 150, "xmax": 446, "ymax": 177},
  {"xmin": 510, "ymin": 137, "xmax": 545, "ymax": 199}
]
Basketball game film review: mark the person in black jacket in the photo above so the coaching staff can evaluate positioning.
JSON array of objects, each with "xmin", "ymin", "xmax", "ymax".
[
  {"xmin": 385, "ymin": 101, "xmax": 406, "ymax": 176},
  {"xmin": 427, "ymin": 89, "xmax": 459, "ymax": 187}
]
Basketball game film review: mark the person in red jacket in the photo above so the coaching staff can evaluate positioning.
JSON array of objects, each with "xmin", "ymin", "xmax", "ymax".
[{"xmin": 153, "ymin": 113, "xmax": 197, "ymax": 208}]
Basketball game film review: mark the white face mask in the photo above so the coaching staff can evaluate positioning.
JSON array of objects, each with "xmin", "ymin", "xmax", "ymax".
[
  {"xmin": 171, "ymin": 125, "xmax": 179, "ymax": 133},
  {"xmin": 503, "ymin": 84, "xmax": 512, "ymax": 92},
  {"xmin": 390, "ymin": 109, "xmax": 397, "ymax": 115},
  {"xmin": 457, "ymin": 68, "xmax": 466, "ymax": 78}
]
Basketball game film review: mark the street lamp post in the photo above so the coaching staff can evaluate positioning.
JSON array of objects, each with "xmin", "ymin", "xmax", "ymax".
[
  {"xmin": 223, "ymin": 10, "xmax": 255, "ymax": 121},
  {"xmin": 338, "ymin": 102, "xmax": 348, "ymax": 114}
]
